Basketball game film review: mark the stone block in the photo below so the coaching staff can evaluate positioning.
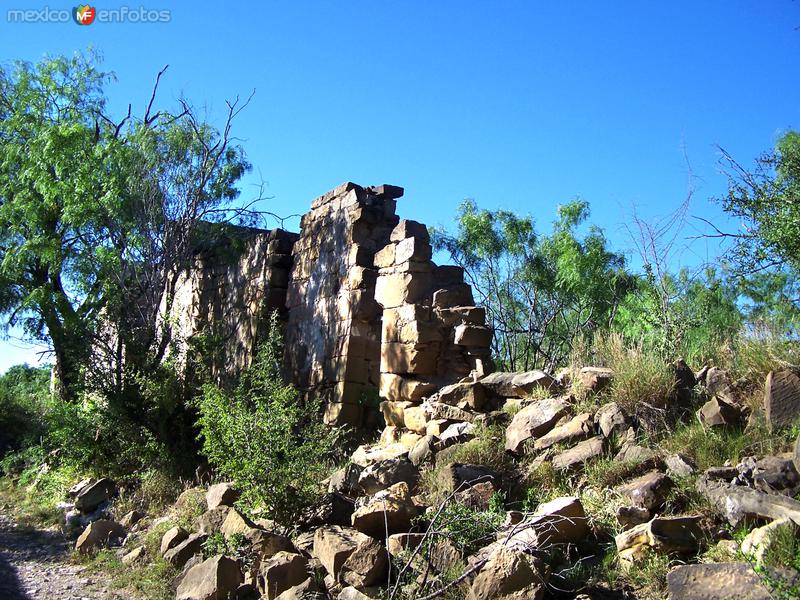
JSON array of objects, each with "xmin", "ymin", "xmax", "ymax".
[
  {"xmin": 433, "ymin": 265, "xmax": 464, "ymax": 286},
  {"xmin": 380, "ymin": 343, "xmax": 438, "ymax": 375},
  {"xmin": 403, "ymin": 405, "xmax": 429, "ymax": 433},
  {"xmin": 432, "ymin": 284, "xmax": 474, "ymax": 308},
  {"xmin": 765, "ymin": 369, "xmax": 800, "ymax": 430},
  {"xmin": 373, "ymin": 244, "xmax": 396, "ymax": 269},
  {"xmin": 375, "ymin": 272, "xmax": 433, "ymax": 308},
  {"xmin": 394, "ymin": 236, "xmax": 432, "ymax": 264},
  {"xmin": 390, "ymin": 220, "xmax": 429, "ymax": 243},
  {"xmin": 324, "ymin": 402, "xmax": 364, "ymax": 427},
  {"xmin": 454, "ymin": 324, "xmax": 493, "ymax": 347}
]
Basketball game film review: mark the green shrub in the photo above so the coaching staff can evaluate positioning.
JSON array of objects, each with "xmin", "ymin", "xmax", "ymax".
[
  {"xmin": 433, "ymin": 500, "xmax": 504, "ymax": 556},
  {"xmin": 194, "ymin": 314, "xmax": 341, "ymax": 526},
  {"xmin": 0, "ymin": 364, "xmax": 50, "ymax": 461}
]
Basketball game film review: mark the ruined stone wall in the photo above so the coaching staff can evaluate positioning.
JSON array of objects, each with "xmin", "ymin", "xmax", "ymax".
[
  {"xmin": 284, "ymin": 183, "xmax": 403, "ymax": 427},
  {"xmin": 163, "ymin": 226, "xmax": 297, "ymax": 383},
  {"xmin": 163, "ymin": 182, "xmax": 493, "ymax": 429},
  {"xmin": 374, "ymin": 219, "xmax": 493, "ymax": 414}
]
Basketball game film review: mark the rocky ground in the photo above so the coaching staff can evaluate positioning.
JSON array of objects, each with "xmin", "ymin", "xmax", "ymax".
[{"xmin": 0, "ymin": 508, "xmax": 133, "ymax": 600}]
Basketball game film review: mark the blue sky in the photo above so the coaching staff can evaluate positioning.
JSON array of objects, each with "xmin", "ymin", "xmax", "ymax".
[{"xmin": 0, "ymin": 1, "xmax": 798, "ymax": 372}]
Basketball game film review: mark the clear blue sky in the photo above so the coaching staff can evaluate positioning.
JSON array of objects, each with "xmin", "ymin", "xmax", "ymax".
[{"xmin": 0, "ymin": 1, "xmax": 798, "ymax": 372}]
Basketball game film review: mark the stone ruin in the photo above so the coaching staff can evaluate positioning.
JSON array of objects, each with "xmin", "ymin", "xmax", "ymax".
[{"xmin": 166, "ymin": 182, "xmax": 493, "ymax": 427}]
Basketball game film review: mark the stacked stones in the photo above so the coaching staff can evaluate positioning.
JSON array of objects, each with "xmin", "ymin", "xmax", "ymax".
[
  {"xmin": 284, "ymin": 183, "xmax": 403, "ymax": 427},
  {"xmin": 164, "ymin": 225, "xmax": 298, "ymax": 383},
  {"xmin": 374, "ymin": 219, "xmax": 493, "ymax": 414}
]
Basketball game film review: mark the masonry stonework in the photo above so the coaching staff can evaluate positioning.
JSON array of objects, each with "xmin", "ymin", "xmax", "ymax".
[{"xmin": 165, "ymin": 182, "xmax": 493, "ymax": 428}]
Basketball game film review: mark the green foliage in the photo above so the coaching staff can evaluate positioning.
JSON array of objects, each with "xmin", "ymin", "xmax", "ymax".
[
  {"xmin": 432, "ymin": 199, "xmax": 632, "ymax": 371},
  {"xmin": 434, "ymin": 500, "xmax": 504, "ymax": 556},
  {"xmin": 0, "ymin": 364, "xmax": 50, "ymax": 457},
  {"xmin": 0, "ymin": 51, "xmax": 250, "ymax": 424},
  {"xmin": 614, "ymin": 267, "xmax": 744, "ymax": 363},
  {"xmin": 195, "ymin": 315, "xmax": 340, "ymax": 525},
  {"xmin": 719, "ymin": 130, "xmax": 800, "ymax": 277}
]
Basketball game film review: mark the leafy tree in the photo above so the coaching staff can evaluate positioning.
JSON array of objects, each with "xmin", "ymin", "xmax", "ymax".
[
  {"xmin": 0, "ymin": 52, "xmax": 253, "ymax": 410},
  {"xmin": 433, "ymin": 199, "xmax": 633, "ymax": 371},
  {"xmin": 715, "ymin": 131, "xmax": 800, "ymax": 277}
]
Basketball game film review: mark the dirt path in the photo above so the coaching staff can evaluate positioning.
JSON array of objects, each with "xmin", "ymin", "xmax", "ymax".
[{"xmin": 0, "ymin": 509, "xmax": 132, "ymax": 600}]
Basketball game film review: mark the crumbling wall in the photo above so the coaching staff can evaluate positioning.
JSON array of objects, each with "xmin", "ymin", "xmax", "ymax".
[
  {"xmin": 284, "ymin": 183, "xmax": 403, "ymax": 427},
  {"xmin": 163, "ymin": 182, "xmax": 493, "ymax": 429},
  {"xmin": 374, "ymin": 219, "xmax": 493, "ymax": 409},
  {"xmin": 164, "ymin": 225, "xmax": 297, "ymax": 383}
]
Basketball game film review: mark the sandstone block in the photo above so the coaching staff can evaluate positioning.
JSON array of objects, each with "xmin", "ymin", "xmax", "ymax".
[
  {"xmin": 206, "ymin": 482, "xmax": 240, "ymax": 510},
  {"xmin": 454, "ymin": 324, "xmax": 493, "ymax": 347},
  {"xmin": 552, "ymin": 436, "xmax": 605, "ymax": 470},
  {"xmin": 375, "ymin": 272, "xmax": 432, "ymax": 308},
  {"xmin": 351, "ymin": 482, "xmax": 417, "ymax": 538},
  {"xmin": 313, "ymin": 526, "xmax": 371, "ymax": 580},
  {"xmin": 259, "ymin": 552, "xmax": 309, "ymax": 600},
  {"xmin": 390, "ymin": 220, "xmax": 429, "ymax": 243},
  {"xmin": 176, "ymin": 555, "xmax": 243, "ymax": 600},
  {"xmin": 432, "ymin": 284, "xmax": 474, "ymax": 308},
  {"xmin": 765, "ymin": 369, "xmax": 800, "ymax": 430},
  {"xmin": 75, "ymin": 519, "xmax": 124, "ymax": 554},
  {"xmin": 394, "ymin": 236, "xmax": 432, "ymax": 264},
  {"xmin": 505, "ymin": 397, "xmax": 570, "ymax": 455},
  {"xmin": 380, "ymin": 343, "xmax": 437, "ymax": 375}
]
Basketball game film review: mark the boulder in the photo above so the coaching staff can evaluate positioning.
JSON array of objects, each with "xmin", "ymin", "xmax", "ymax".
[
  {"xmin": 259, "ymin": 551, "xmax": 309, "ymax": 600},
  {"xmin": 338, "ymin": 588, "xmax": 374, "ymax": 600},
  {"xmin": 616, "ymin": 505, "xmax": 651, "ymax": 529},
  {"xmin": 595, "ymin": 402, "xmax": 629, "ymax": 438},
  {"xmin": 300, "ymin": 493, "xmax": 355, "ymax": 528},
  {"xmin": 704, "ymin": 366, "xmax": 734, "ymax": 398},
  {"xmin": 161, "ymin": 525, "xmax": 190, "ymax": 555},
  {"xmin": 176, "ymin": 555, "xmax": 243, "ymax": 600},
  {"xmin": 436, "ymin": 463, "xmax": 499, "ymax": 494},
  {"xmin": 616, "ymin": 516, "xmax": 703, "ymax": 564},
  {"xmin": 408, "ymin": 435, "xmax": 435, "ymax": 467},
  {"xmin": 357, "ymin": 457, "xmax": 418, "ymax": 495},
  {"xmin": 750, "ymin": 455, "xmax": 800, "ymax": 496},
  {"xmin": 206, "ymin": 482, "xmax": 240, "ymax": 510},
  {"xmin": 741, "ymin": 518, "xmax": 798, "ymax": 566},
  {"xmin": 697, "ymin": 396, "xmax": 741, "ymax": 428},
  {"xmin": 379, "ymin": 400, "xmax": 412, "ymax": 427},
  {"xmin": 164, "ymin": 533, "xmax": 207, "ymax": 568},
  {"xmin": 468, "ymin": 545, "xmax": 544, "ymax": 600},
  {"xmin": 505, "ymin": 397, "xmax": 569, "ymax": 455},
  {"xmin": 437, "ymin": 382, "xmax": 486, "ymax": 410},
  {"xmin": 118, "ymin": 510, "xmax": 143, "ymax": 528},
  {"xmin": 387, "ymin": 532, "xmax": 424, "ymax": 556},
  {"xmin": 697, "ymin": 476, "xmax": 800, "ymax": 526},
  {"xmin": 616, "ymin": 471, "xmax": 673, "ymax": 512},
  {"xmin": 75, "ymin": 519, "xmax": 124, "ymax": 554},
  {"xmin": 579, "ymin": 367, "xmax": 614, "ymax": 393},
  {"xmin": 665, "ymin": 454, "xmax": 696, "ymax": 478},
  {"xmin": 196, "ymin": 506, "xmax": 232, "ymax": 535},
  {"xmin": 436, "ymin": 421, "xmax": 476, "ymax": 448},
  {"xmin": 765, "ymin": 369, "xmax": 800, "ymax": 430},
  {"xmin": 480, "ymin": 370, "xmax": 556, "ymax": 398},
  {"xmin": 427, "ymin": 402, "xmax": 476, "ymax": 423},
  {"xmin": 121, "ymin": 545, "xmax": 146, "ymax": 565},
  {"xmin": 671, "ymin": 359, "xmax": 697, "ymax": 401},
  {"xmin": 505, "ymin": 496, "xmax": 588, "ymax": 548},
  {"xmin": 341, "ymin": 537, "xmax": 389, "ymax": 587},
  {"xmin": 329, "ymin": 463, "xmax": 364, "ymax": 495},
  {"xmin": 533, "ymin": 412, "xmax": 593, "ymax": 450},
  {"xmin": 313, "ymin": 526, "xmax": 371, "ymax": 580},
  {"xmin": 455, "ymin": 480, "xmax": 497, "ymax": 511},
  {"xmin": 551, "ymin": 436, "xmax": 605, "ymax": 470},
  {"xmin": 402, "ymin": 405, "xmax": 429, "ymax": 433},
  {"xmin": 274, "ymin": 578, "xmax": 320, "ymax": 600},
  {"xmin": 68, "ymin": 478, "xmax": 94, "ymax": 498},
  {"xmin": 74, "ymin": 478, "xmax": 115, "ymax": 513},
  {"xmin": 351, "ymin": 482, "xmax": 417, "ymax": 538},
  {"xmin": 666, "ymin": 562, "xmax": 779, "ymax": 599}
]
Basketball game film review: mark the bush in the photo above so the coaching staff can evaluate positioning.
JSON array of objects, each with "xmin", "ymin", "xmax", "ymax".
[
  {"xmin": 194, "ymin": 314, "xmax": 341, "ymax": 526},
  {"xmin": 0, "ymin": 364, "xmax": 50, "ymax": 460}
]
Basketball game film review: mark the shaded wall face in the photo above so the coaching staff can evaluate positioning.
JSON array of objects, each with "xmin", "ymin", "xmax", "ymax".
[
  {"xmin": 163, "ymin": 227, "xmax": 297, "ymax": 385},
  {"xmin": 283, "ymin": 183, "xmax": 401, "ymax": 427}
]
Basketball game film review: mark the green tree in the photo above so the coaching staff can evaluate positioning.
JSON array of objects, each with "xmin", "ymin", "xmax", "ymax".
[
  {"xmin": 433, "ymin": 199, "xmax": 632, "ymax": 371},
  {"xmin": 716, "ymin": 131, "xmax": 800, "ymax": 277},
  {"xmin": 0, "ymin": 53, "xmax": 252, "ymax": 405}
]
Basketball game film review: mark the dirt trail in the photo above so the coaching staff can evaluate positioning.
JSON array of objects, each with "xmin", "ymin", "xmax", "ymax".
[{"xmin": 0, "ymin": 509, "xmax": 132, "ymax": 600}]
